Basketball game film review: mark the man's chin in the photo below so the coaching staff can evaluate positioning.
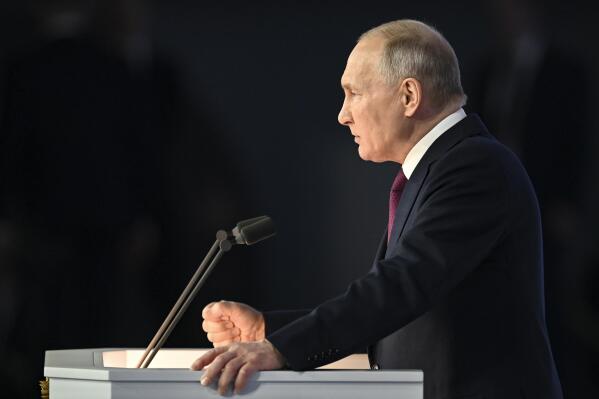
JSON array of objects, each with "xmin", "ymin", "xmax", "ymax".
[
  {"xmin": 358, "ymin": 148, "xmax": 385, "ymax": 163},
  {"xmin": 357, "ymin": 147, "xmax": 370, "ymax": 161}
]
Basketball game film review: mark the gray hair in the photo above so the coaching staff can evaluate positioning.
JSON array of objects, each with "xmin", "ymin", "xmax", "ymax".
[{"xmin": 360, "ymin": 20, "xmax": 467, "ymax": 109}]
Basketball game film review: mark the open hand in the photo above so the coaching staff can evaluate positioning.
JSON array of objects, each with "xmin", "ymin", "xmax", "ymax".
[{"xmin": 191, "ymin": 340, "xmax": 285, "ymax": 395}]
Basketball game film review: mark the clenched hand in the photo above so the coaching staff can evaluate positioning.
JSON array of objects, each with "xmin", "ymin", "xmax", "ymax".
[{"xmin": 201, "ymin": 300, "xmax": 265, "ymax": 347}]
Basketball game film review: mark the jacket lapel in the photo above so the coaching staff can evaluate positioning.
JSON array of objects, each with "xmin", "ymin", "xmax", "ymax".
[
  {"xmin": 385, "ymin": 114, "xmax": 490, "ymax": 257},
  {"xmin": 374, "ymin": 227, "xmax": 388, "ymax": 261}
]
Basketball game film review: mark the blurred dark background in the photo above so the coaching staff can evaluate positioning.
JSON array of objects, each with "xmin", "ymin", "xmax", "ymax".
[{"xmin": 0, "ymin": 0, "xmax": 597, "ymax": 397}]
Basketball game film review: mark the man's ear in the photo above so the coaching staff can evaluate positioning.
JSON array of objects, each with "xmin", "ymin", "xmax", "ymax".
[{"xmin": 399, "ymin": 78, "xmax": 422, "ymax": 117}]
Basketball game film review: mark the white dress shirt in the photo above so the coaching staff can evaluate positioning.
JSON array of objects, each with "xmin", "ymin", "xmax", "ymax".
[{"xmin": 402, "ymin": 108, "xmax": 467, "ymax": 179}]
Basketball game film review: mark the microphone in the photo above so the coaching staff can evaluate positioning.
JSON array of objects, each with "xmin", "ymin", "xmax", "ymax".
[
  {"xmin": 137, "ymin": 216, "xmax": 275, "ymax": 368},
  {"xmin": 232, "ymin": 215, "xmax": 276, "ymax": 245}
]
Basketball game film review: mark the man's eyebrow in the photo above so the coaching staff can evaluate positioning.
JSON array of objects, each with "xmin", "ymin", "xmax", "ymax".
[{"xmin": 341, "ymin": 81, "xmax": 353, "ymax": 90}]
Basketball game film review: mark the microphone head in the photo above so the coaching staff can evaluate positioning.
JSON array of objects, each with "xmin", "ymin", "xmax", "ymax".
[
  {"xmin": 236, "ymin": 216, "xmax": 268, "ymax": 231},
  {"xmin": 233, "ymin": 216, "xmax": 276, "ymax": 245}
]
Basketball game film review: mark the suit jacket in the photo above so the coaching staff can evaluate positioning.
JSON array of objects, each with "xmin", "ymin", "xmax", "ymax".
[{"xmin": 266, "ymin": 114, "xmax": 562, "ymax": 399}]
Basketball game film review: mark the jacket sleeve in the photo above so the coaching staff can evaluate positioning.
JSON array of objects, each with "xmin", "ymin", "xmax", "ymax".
[
  {"xmin": 267, "ymin": 139, "xmax": 513, "ymax": 370},
  {"xmin": 263, "ymin": 309, "xmax": 311, "ymax": 336}
]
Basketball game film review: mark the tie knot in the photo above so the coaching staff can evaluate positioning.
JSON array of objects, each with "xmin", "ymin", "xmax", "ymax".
[{"xmin": 391, "ymin": 170, "xmax": 407, "ymax": 193}]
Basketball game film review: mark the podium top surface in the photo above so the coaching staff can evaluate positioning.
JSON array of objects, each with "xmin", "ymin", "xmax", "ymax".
[{"xmin": 44, "ymin": 348, "xmax": 423, "ymax": 383}]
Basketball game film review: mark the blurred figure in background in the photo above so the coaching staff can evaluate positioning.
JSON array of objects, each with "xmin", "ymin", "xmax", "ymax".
[
  {"xmin": 466, "ymin": 0, "xmax": 598, "ymax": 396},
  {"xmin": 0, "ymin": 1, "xmax": 250, "ymax": 397}
]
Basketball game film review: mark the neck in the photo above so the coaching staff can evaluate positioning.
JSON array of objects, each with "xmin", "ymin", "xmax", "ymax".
[{"xmin": 393, "ymin": 102, "xmax": 461, "ymax": 164}]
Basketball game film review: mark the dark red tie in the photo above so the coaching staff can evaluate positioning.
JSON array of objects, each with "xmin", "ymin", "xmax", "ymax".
[{"xmin": 388, "ymin": 170, "xmax": 408, "ymax": 242}]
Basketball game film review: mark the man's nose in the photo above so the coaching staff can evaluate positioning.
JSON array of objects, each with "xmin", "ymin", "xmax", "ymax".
[{"xmin": 338, "ymin": 102, "xmax": 352, "ymax": 126}]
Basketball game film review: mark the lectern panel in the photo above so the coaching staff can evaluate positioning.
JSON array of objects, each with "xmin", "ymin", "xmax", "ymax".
[{"xmin": 44, "ymin": 348, "xmax": 423, "ymax": 398}]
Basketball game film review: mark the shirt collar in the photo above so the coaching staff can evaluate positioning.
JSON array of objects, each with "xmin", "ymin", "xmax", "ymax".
[{"xmin": 402, "ymin": 108, "xmax": 467, "ymax": 179}]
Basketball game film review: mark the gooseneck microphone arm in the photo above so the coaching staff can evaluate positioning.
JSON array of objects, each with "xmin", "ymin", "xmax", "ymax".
[
  {"xmin": 136, "ymin": 232, "xmax": 231, "ymax": 369},
  {"xmin": 136, "ymin": 216, "xmax": 275, "ymax": 369}
]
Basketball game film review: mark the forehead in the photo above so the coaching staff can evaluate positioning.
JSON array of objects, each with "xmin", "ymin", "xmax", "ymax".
[{"xmin": 341, "ymin": 37, "xmax": 385, "ymax": 88}]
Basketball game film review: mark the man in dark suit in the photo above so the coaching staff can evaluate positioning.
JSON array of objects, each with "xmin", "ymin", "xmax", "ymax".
[{"xmin": 191, "ymin": 20, "xmax": 562, "ymax": 398}]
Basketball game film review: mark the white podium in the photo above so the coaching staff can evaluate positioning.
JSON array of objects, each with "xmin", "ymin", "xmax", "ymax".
[{"xmin": 44, "ymin": 348, "xmax": 423, "ymax": 398}]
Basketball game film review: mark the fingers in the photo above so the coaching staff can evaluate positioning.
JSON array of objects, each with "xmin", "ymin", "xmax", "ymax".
[
  {"xmin": 202, "ymin": 311, "xmax": 239, "ymax": 347},
  {"xmin": 234, "ymin": 362, "xmax": 257, "ymax": 394},
  {"xmin": 200, "ymin": 350, "xmax": 238, "ymax": 387},
  {"xmin": 190, "ymin": 346, "xmax": 227, "ymax": 371},
  {"xmin": 202, "ymin": 320, "xmax": 234, "ymax": 333},
  {"xmin": 192, "ymin": 342, "xmax": 285, "ymax": 396},
  {"xmin": 207, "ymin": 328, "xmax": 241, "ymax": 345},
  {"xmin": 218, "ymin": 357, "xmax": 245, "ymax": 395},
  {"xmin": 213, "ymin": 336, "xmax": 241, "ymax": 348},
  {"xmin": 202, "ymin": 301, "xmax": 233, "ymax": 321}
]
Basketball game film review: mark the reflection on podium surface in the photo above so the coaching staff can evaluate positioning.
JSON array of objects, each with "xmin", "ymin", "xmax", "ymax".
[
  {"xmin": 102, "ymin": 349, "xmax": 370, "ymax": 369},
  {"xmin": 103, "ymin": 349, "xmax": 210, "ymax": 369}
]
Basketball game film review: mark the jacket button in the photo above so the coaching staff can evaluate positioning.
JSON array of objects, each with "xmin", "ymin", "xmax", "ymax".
[{"xmin": 307, "ymin": 355, "xmax": 312, "ymax": 361}]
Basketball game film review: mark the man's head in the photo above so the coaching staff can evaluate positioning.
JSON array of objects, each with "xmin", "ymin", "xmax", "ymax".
[{"xmin": 338, "ymin": 19, "xmax": 466, "ymax": 163}]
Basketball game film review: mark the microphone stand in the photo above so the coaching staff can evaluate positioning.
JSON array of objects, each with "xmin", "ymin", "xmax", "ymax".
[{"xmin": 136, "ymin": 230, "xmax": 234, "ymax": 369}]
